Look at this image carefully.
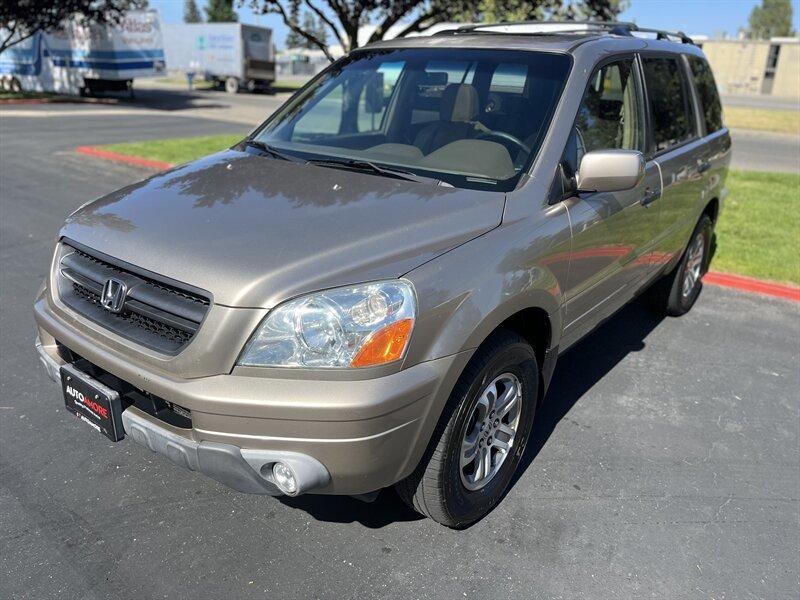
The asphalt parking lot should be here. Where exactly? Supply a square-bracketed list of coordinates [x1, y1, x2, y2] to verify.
[1, 105, 799, 599]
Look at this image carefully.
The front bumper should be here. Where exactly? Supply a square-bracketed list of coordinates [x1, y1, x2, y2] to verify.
[35, 292, 470, 496]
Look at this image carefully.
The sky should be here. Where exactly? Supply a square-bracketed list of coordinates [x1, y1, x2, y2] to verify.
[149, 0, 800, 49]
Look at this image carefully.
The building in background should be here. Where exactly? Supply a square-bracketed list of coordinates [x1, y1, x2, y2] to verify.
[699, 37, 799, 98]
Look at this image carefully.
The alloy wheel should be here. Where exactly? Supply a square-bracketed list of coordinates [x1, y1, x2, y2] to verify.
[682, 233, 705, 298]
[459, 373, 523, 491]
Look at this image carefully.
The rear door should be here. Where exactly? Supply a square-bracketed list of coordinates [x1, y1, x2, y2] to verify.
[560, 56, 662, 347]
[686, 54, 732, 216]
[640, 54, 707, 272]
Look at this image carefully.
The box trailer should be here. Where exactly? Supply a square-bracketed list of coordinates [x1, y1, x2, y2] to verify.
[0, 11, 165, 97]
[163, 23, 275, 93]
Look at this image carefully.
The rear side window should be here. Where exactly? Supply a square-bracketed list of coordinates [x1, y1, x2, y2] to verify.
[687, 56, 724, 134]
[490, 63, 528, 93]
[642, 57, 696, 152]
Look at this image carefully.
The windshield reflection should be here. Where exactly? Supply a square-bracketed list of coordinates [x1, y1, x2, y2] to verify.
[253, 48, 571, 192]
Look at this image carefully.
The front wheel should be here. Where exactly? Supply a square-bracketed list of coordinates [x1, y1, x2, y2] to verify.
[650, 214, 713, 316]
[396, 330, 538, 528]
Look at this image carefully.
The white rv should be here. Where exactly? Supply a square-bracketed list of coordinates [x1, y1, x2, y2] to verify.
[0, 11, 165, 97]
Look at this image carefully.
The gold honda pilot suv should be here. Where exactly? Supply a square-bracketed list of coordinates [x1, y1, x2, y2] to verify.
[34, 21, 730, 527]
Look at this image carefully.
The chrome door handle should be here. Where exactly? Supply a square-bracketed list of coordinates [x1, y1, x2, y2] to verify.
[641, 187, 661, 206]
[697, 160, 712, 174]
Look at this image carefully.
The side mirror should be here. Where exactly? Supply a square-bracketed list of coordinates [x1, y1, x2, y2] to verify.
[577, 150, 645, 193]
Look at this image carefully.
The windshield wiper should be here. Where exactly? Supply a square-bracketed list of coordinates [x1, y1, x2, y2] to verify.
[308, 158, 442, 186]
[242, 139, 303, 162]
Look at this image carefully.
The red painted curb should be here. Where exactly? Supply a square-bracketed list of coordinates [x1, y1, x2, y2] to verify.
[705, 271, 800, 302]
[75, 146, 174, 170]
[0, 98, 55, 105]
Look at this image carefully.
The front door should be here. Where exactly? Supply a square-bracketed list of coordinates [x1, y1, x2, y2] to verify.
[559, 56, 661, 348]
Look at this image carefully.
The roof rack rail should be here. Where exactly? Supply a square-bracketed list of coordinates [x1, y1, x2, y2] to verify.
[435, 20, 695, 45]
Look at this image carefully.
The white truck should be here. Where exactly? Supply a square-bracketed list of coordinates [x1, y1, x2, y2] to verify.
[163, 23, 275, 93]
[0, 11, 164, 97]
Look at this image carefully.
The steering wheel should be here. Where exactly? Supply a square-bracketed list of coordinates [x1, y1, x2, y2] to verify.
[475, 131, 531, 156]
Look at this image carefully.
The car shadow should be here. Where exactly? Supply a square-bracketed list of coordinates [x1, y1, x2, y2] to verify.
[278, 486, 424, 527]
[277, 293, 668, 528]
[511, 293, 667, 488]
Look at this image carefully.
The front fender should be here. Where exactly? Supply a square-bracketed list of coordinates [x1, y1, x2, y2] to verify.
[403, 205, 571, 367]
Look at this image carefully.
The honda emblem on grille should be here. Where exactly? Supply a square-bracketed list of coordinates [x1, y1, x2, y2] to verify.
[100, 278, 127, 313]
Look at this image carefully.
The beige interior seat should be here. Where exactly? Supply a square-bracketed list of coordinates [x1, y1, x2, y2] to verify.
[413, 84, 484, 155]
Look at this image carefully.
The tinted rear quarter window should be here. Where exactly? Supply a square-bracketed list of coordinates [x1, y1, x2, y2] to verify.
[642, 57, 696, 153]
[490, 63, 528, 93]
[688, 56, 724, 134]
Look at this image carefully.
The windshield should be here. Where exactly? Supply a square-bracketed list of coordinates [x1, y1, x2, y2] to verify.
[253, 48, 571, 191]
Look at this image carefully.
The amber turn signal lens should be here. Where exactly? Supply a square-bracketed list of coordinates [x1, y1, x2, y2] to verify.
[350, 318, 414, 368]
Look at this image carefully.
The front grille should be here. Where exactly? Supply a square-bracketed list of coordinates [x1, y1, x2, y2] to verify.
[56, 242, 211, 354]
[71, 281, 194, 346]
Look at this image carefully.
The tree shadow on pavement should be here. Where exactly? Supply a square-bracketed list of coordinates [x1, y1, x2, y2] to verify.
[118, 88, 229, 111]
[278, 294, 668, 528]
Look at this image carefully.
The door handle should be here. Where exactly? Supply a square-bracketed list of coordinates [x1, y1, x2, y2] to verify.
[697, 160, 712, 174]
[641, 187, 661, 207]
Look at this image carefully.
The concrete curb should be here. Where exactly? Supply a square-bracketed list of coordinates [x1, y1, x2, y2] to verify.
[72, 144, 800, 303]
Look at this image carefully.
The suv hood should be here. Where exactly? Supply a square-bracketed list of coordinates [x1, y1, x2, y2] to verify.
[61, 150, 504, 308]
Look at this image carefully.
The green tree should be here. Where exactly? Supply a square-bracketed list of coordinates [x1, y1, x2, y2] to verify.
[285, 0, 304, 47]
[206, 0, 238, 22]
[245, 0, 623, 62]
[313, 14, 328, 46]
[748, 0, 795, 38]
[458, 0, 627, 24]
[300, 11, 317, 48]
[184, 0, 203, 22]
[0, 0, 136, 54]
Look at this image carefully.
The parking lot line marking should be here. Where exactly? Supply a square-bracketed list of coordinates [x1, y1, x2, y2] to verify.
[705, 272, 800, 302]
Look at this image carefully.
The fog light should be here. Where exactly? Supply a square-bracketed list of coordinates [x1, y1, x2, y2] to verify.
[272, 462, 298, 495]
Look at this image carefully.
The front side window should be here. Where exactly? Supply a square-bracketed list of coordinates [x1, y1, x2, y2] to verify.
[254, 48, 571, 191]
[561, 58, 644, 180]
[688, 56, 723, 134]
[642, 57, 696, 152]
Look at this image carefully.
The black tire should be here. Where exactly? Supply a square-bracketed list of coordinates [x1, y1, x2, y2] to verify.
[650, 214, 713, 317]
[225, 77, 240, 94]
[396, 330, 539, 528]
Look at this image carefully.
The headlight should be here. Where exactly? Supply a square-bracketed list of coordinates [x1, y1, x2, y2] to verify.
[238, 280, 416, 368]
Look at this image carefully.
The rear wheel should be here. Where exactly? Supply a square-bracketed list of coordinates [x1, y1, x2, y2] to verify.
[396, 330, 538, 528]
[225, 77, 240, 94]
[651, 214, 713, 316]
